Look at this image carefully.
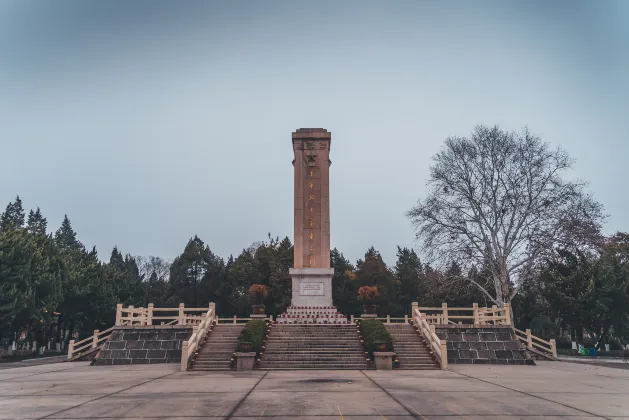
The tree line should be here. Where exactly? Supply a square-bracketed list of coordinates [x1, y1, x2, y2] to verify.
[1, 125, 627, 351]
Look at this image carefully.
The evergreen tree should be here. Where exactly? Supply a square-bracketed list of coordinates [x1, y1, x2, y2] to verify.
[168, 236, 210, 307]
[331, 248, 358, 316]
[355, 247, 398, 315]
[0, 196, 25, 231]
[224, 249, 256, 316]
[26, 207, 47, 235]
[394, 247, 422, 314]
[54, 215, 83, 252]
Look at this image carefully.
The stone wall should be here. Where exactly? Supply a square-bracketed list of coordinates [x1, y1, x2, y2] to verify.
[436, 326, 534, 365]
[93, 326, 192, 366]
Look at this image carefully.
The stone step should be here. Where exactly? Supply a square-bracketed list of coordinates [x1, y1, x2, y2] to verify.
[265, 350, 363, 353]
[263, 355, 366, 361]
[258, 363, 368, 369]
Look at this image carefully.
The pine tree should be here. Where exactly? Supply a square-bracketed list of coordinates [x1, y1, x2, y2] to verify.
[394, 247, 422, 314]
[26, 207, 48, 235]
[355, 247, 398, 315]
[0, 196, 25, 231]
[331, 248, 358, 316]
[54, 215, 83, 252]
[168, 236, 211, 307]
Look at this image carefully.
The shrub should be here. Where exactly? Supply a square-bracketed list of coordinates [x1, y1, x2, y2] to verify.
[237, 320, 267, 354]
[357, 286, 379, 304]
[248, 284, 268, 305]
[359, 319, 392, 359]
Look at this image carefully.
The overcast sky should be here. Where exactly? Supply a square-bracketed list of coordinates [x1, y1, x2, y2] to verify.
[1, 0, 628, 266]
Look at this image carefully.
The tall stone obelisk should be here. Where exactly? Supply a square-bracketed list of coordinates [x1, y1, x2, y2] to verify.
[289, 128, 335, 307]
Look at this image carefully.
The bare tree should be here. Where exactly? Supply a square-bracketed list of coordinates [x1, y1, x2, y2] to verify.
[136, 256, 170, 282]
[407, 125, 605, 305]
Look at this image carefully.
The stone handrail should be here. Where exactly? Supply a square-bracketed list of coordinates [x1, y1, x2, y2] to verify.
[115, 303, 213, 326]
[416, 302, 512, 326]
[181, 303, 216, 371]
[67, 326, 115, 360]
[514, 327, 557, 359]
[216, 316, 273, 324]
[412, 305, 447, 369]
[374, 316, 409, 324]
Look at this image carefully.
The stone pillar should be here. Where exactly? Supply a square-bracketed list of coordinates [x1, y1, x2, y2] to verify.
[235, 352, 257, 372]
[289, 128, 334, 306]
[373, 352, 394, 370]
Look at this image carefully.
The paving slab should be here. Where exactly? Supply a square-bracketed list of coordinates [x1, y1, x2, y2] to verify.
[0, 395, 98, 420]
[47, 392, 246, 418]
[232, 390, 410, 417]
[0, 361, 626, 419]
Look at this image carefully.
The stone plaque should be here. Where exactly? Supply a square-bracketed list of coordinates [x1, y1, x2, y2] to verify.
[299, 282, 324, 296]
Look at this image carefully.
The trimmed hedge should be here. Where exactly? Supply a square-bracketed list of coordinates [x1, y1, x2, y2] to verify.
[359, 319, 393, 359]
[237, 320, 267, 354]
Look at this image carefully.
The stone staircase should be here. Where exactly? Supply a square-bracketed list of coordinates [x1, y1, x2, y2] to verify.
[385, 324, 439, 370]
[189, 324, 241, 371]
[259, 324, 369, 370]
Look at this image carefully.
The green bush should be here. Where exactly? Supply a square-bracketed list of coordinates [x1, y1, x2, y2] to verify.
[237, 320, 267, 354]
[359, 319, 393, 359]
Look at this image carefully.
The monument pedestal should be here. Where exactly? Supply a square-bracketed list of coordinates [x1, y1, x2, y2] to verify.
[289, 268, 334, 307]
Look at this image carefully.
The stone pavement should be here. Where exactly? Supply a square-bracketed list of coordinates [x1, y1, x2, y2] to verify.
[0, 361, 627, 419]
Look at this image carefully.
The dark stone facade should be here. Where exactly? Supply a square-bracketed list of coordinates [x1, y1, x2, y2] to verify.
[436, 326, 535, 365]
[92, 326, 192, 366]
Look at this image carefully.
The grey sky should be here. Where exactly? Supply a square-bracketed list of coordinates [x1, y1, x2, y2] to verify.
[1, 0, 628, 266]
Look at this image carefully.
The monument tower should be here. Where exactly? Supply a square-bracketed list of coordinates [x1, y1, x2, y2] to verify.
[288, 128, 335, 307]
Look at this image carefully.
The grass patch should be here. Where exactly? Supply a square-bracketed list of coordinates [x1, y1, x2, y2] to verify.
[358, 319, 393, 359]
[237, 320, 267, 355]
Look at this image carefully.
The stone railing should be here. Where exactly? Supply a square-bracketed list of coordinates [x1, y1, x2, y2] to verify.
[67, 326, 115, 360]
[416, 302, 512, 326]
[373, 316, 409, 324]
[115, 303, 214, 326]
[216, 316, 273, 324]
[181, 303, 216, 371]
[514, 327, 557, 360]
[412, 304, 447, 369]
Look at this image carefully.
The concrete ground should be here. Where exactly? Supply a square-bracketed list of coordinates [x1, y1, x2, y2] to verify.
[0, 361, 627, 419]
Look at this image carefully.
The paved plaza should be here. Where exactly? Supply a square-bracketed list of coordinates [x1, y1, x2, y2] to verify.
[0, 361, 627, 419]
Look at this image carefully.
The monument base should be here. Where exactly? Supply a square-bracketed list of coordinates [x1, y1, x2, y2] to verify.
[289, 267, 334, 307]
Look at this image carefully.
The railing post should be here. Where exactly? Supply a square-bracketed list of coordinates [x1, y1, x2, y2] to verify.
[526, 329, 533, 350]
[178, 303, 185, 325]
[209, 302, 216, 315]
[550, 339, 557, 358]
[386, 315, 390, 324]
[269, 315, 273, 322]
[115, 304, 122, 326]
[440, 341, 448, 370]
[180, 341, 189, 371]
[233, 315, 237, 325]
[489, 305, 497, 325]
[350, 315, 354, 323]
[442, 303, 448, 324]
[430, 324, 436, 334]
[473, 303, 479, 326]
[404, 314, 408, 323]
[411, 302, 418, 316]
[92, 330, 99, 349]
[503, 303, 511, 326]
[67, 339, 75, 360]
[147, 303, 154, 326]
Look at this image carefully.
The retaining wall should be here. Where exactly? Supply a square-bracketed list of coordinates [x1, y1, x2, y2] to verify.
[436, 325, 534, 365]
[93, 326, 193, 366]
